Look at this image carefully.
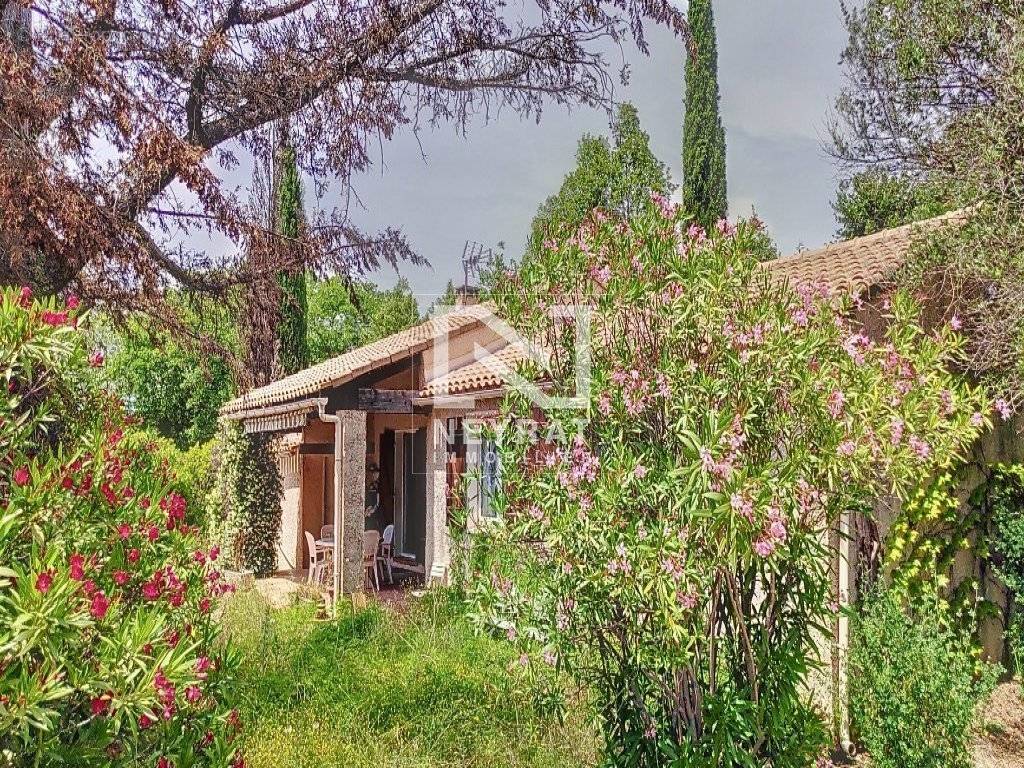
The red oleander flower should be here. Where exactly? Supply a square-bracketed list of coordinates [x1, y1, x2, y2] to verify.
[13, 466, 29, 486]
[89, 350, 105, 367]
[112, 570, 129, 586]
[90, 695, 109, 716]
[66, 295, 80, 310]
[35, 570, 54, 593]
[69, 553, 85, 580]
[90, 592, 110, 619]
[127, 548, 140, 564]
[142, 581, 161, 601]
[117, 523, 132, 539]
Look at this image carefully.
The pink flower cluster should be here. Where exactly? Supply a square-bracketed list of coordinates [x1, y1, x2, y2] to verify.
[554, 435, 600, 488]
[606, 542, 631, 575]
[753, 506, 788, 558]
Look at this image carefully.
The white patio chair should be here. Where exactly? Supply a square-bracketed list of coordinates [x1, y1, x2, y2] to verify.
[377, 524, 395, 585]
[304, 530, 326, 585]
[320, 524, 334, 542]
[363, 530, 381, 592]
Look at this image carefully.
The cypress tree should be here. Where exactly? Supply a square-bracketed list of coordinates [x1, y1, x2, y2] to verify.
[275, 143, 308, 375]
[682, 0, 727, 231]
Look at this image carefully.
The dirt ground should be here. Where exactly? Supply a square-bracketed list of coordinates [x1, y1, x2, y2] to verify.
[976, 682, 1024, 768]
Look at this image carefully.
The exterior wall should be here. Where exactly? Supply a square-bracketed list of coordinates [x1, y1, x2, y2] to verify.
[299, 454, 328, 566]
[275, 447, 302, 572]
[425, 409, 460, 583]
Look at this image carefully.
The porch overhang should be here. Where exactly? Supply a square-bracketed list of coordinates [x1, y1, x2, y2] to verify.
[221, 397, 327, 435]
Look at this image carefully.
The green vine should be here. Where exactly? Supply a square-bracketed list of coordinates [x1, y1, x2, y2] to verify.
[885, 470, 993, 635]
[218, 421, 283, 576]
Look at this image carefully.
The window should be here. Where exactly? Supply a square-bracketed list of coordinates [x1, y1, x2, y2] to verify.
[479, 437, 501, 519]
[464, 421, 502, 521]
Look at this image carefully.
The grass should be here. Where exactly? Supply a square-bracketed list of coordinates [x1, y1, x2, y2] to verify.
[220, 589, 598, 768]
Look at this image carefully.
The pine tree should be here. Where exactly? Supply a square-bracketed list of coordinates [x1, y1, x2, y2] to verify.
[682, 0, 727, 231]
[275, 142, 308, 375]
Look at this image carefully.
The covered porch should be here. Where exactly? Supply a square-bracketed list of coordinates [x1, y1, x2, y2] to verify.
[218, 302, 517, 612]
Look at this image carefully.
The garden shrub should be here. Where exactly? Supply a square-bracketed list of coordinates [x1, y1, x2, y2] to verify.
[0, 288, 242, 767]
[465, 199, 988, 766]
[988, 463, 1024, 672]
[849, 588, 998, 768]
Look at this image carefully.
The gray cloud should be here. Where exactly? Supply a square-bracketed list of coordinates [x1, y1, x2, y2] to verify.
[337, 1, 850, 305]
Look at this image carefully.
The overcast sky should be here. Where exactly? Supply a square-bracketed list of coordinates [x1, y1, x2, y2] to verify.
[334, 0, 850, 306]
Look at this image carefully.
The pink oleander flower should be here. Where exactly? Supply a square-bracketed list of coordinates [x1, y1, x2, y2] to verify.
[634, 463, 648, 479]
[66, 294, 80, 310]
[116, 523, 132, 539]
[827, 390, 845, 418]
[686, 223, 706, 243]
[908, 436, 931, 459]
[843, 333, 870, 365]
[13, 465, 29, 486]
[753, 538, 775, 558]
[971, 411, 985, 427]
[19, 285, 32, 306]
[678, 590, 698, 610]
[185, 685, 202, 703]
[112, 570, 129, 586]
[837, 440, 856, 457]
[35, 570, 54, 594]
[88, 349, 105, 367]
[589, 263, 612, 287]
[715, 218, 737, 237]
[127, 548, 140, 564]
[995, 398, 1013, 420]
[950, 314, 962, 331]
[890, 417, 904, 446]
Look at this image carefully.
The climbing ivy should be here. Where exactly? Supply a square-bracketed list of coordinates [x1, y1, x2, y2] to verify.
[219, 422, 283, 577]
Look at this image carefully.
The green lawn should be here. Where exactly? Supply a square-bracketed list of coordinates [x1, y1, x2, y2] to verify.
[220, 589, 597, 768]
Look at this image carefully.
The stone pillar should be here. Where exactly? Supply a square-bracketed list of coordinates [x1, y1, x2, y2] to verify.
[424, 411, 455, 584]
[339, 410, 366, 595]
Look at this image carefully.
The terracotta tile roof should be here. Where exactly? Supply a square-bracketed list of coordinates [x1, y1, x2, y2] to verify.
[220, 303, 495, 415]
[421, 342, 530, 397]
[763, 209, 964, 295]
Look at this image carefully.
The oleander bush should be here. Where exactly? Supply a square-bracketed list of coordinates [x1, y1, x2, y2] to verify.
[0, 287, 242, 767]
[465, 198, 989, 766]
[849, 588, 998, 768]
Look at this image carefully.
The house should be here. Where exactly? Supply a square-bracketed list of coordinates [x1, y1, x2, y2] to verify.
[221, 208, 1019, 650]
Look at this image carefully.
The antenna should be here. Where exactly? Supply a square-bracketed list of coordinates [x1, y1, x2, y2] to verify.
[461, 240, 495, 292]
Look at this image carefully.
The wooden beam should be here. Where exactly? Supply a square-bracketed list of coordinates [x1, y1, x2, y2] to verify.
[358, 388, 416, 413]
[298, 442, 335, 455]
